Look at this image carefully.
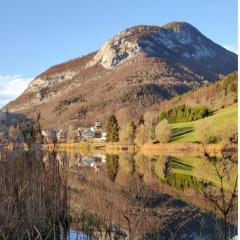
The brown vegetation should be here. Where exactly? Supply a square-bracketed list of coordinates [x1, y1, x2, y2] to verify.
[0, 149, 69, 239]
[151, 72, 238, 114]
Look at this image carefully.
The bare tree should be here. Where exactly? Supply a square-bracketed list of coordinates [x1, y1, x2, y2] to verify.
[221, 122, 238, 145]
[203, 149, 238, 240]
[196, 119, 215, 145]
[134, 124, 150, 146]
[119, 122, 136, 145]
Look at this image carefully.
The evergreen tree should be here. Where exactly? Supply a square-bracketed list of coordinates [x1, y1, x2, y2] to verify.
[159, 104, 210, 123]
[106, 115, 119, 142]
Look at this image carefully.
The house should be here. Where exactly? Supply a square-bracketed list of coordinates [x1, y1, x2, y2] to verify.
[77, 127, 88, 138]
[57, 129, 67, 143]
[90, 121, 104, 139]
[75, 121, 105, 141]
[80, 130, 95, 140]
[42, 129, 57, 144]
[93, 132, 107, 142]
[93, 120, 103, 132]
[101, 132, 107, 141]
[89, 121, 103, 134]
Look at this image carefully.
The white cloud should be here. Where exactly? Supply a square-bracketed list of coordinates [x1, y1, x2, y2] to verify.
[222, 44, 238, 54]
[0, 75, 33, 108]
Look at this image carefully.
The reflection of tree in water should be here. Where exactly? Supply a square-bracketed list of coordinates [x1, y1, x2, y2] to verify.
[161, 156, 207, 191]
[163, 156, 171, 178]
[118, 153, 135, 176]
[165, 172, 207, 191]
[65, 150, 238, 239]
[106, 154, 119, 181]
[134, 152, 153, 180]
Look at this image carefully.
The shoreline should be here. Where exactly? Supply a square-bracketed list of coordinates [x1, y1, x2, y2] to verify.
[43, 142, 237, 155]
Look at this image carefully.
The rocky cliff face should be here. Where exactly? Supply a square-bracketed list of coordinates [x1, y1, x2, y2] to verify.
[87, 22, 236, 76]
[6, 22, 238, 128]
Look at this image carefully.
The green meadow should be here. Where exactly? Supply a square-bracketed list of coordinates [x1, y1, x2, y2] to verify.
[170, 104, 238, 143]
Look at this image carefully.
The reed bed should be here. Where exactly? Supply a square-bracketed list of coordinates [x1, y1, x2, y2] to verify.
[142, 143, 232, 156]
[0, 149, 69, 240]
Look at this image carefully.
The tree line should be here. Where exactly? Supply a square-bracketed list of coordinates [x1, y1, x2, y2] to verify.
[159, 104, 210, 123]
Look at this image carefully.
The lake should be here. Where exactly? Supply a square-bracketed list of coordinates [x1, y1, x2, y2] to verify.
[50, 148, 237, 240]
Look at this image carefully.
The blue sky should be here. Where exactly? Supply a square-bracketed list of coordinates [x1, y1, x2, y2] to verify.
[0, 0, 238, 107]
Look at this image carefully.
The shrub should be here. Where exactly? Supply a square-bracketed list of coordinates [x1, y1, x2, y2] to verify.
[155, 119, 172, 143]
[119, 122, 136, 145]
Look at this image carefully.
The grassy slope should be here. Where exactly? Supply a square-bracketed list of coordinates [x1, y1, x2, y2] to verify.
[170, 104, 238, 143]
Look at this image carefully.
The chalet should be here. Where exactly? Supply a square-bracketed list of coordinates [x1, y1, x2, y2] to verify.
[77, 127, 88, 138]
[57, 129, 67, 143]
[80, 130, 95, 140]
[94, 120, 103, 132]
[42, 129, 57, 144]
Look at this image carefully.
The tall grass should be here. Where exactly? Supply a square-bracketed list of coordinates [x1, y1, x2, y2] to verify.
[0, 148, 69, 240]
[142, 142, 226, 155]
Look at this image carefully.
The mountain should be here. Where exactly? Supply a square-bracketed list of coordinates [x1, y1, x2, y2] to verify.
[5, 22, 237, 128]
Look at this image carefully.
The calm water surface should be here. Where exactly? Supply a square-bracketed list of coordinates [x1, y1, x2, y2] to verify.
[51, 149, 237, 240]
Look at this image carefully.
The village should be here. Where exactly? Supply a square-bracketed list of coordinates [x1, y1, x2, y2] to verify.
[41, 121, 107, 144]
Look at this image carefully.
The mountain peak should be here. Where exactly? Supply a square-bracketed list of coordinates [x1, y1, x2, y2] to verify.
[163, 21, 196, 30]
[87, 22, 235, 70]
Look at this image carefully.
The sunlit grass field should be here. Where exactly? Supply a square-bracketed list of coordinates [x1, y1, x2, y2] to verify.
[170, 104, 238, 143]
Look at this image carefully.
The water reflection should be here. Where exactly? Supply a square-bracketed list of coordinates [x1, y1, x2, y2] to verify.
[47, 150, 237, 239]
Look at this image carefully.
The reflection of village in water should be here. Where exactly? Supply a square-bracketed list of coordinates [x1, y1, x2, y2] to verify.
[48, 151, 106, 172]
[74, 153, 106, 173]
[42, 150, 237, 240]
